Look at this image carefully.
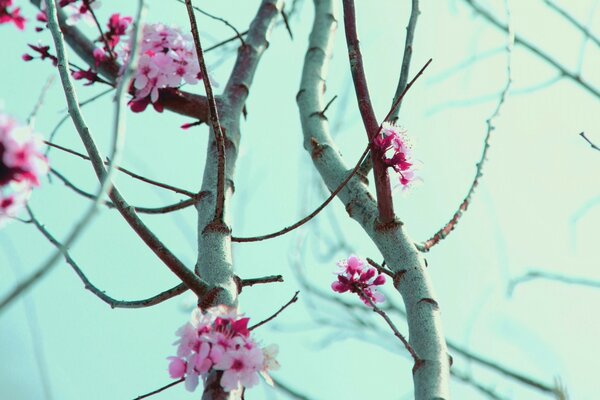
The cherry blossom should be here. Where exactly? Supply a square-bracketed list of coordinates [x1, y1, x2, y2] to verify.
[63, 0, 101, 26]
[168, 306, 278, 393]
[0, 0, 26, 30]
[373, 122, 417, 188]
[0, 112, 48, 226]
[331, 255, 386, 306]
[121, 23, 202, 112]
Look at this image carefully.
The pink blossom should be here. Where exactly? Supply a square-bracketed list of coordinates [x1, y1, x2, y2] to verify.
[0, 0, 26, 30]
[168, 306, 279, 393]
[0, 112, 48, 226]
[64, 0, 101, 26]
[373, 122, 417, 188]
[332, 255, 386, 306]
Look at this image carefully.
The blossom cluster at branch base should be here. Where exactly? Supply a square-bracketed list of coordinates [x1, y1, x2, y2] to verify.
[121, 23, 202, 112]
[373, 122, 417, 188]
[169, 306, 279, 393]
[332, 255, 386, 306]
[0, 112, 48, 226]
[0, 0, 26, 30]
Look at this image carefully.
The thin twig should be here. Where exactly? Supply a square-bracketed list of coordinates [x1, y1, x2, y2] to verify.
[45, 141, 196, 197]
[365, 257, 395, 278]
[544, 0, 600, 49]
[26, 206, 188, 309]
[390, 0, 420, 123]
[579, 131, 600, 151]
[205, 30, 250, 52]
[84, 0, 116, 60]
[281, 8, 294, 39]
[184, 0, 227, 223]
[133, 378, 184, 400]
[249, 291, 299, 331]
[176, 0, 245, 47]
[419, 3, 514, 252]
[271, 377, 313, 400]
[508, 269, 600, 296]
[357, 288, 420, 364]
[27, 75, 55, 126]
[50, 168, 197, 214]
[240, 274, 284, 287]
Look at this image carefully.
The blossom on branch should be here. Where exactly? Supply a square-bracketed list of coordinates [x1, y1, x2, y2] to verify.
[120, 23, 202, 112]
[0, 112, 48, 226]
[332, 255, 386, 306]
[373, 122, 417, 188]
[168, 306, 279, 393]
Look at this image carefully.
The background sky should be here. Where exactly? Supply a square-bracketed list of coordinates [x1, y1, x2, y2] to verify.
[1, 0, 599, 399]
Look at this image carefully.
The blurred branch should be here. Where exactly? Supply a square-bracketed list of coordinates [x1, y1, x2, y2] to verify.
[508, 269, 600, 295]
[544, 0, 600, 48]
[463, 0, 600, 100]
[271, 376, 313, 400]
[419, 2, 514, 252]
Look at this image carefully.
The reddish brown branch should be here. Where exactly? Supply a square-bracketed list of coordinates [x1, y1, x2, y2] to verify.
[342, 0, 394, 224]
[184, 0, 227, 223]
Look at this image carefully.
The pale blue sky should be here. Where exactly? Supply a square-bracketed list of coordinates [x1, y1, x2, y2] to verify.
[1, 1, 599, 399]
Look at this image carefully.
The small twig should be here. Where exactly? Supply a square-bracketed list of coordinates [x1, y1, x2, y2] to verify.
[319, 95, 337, 117]
[419, 2, 514, 252]
[249, 291, 299, 331]
[27, 75, 55, 126]
[508, 269, 600, 296]
[271, 376, 313, 400]
[205, 30, 250, 52]
[365, 257, 395, 278]
[176, 0, 245, 47]
[133, 378, 184, 400]
[27, 206, 188, 308]
[389, 0, 420, 123]
[579, 131, 600, 152]
[357, 287, 420, 364]
[281, 8, 294, 39]
[50, 168, 197, 214]
[232, 59, 432, 243]
[184, 0, 227, 223]
[45, 141, 196, 197]
[84, 0, 116, 60]
[544, 0, 600, 49]
[241, 274, 284, 287]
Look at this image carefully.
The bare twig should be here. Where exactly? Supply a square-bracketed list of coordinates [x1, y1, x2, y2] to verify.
[45, 141, 196, 197]
[544, 0, 600, 49]
[281, 8, 294, 39]
[184, 0, 227, 223]
[50, 168, 197, 214]
[176, 0, 245, 47]
[240, 274, 284, 287]
[27, 206, 188, 309]
[419, 3, 514, 252]
[579, 131, 600, 152]
[133, 378, 184, 400]
[508, 269, 600, 296]
[249, 291, 299, 331]
[271, 376, 313, 400]
[390, 0, 420, 123]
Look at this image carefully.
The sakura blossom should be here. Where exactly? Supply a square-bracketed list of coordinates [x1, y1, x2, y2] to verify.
[63, 0, 101, 26]
[0, 112, 48, 226]
[0, 0, 26, 30]
[331, 255, 386, 306]
[121, 23, 202, 112]
[373, 122, 417, 188]
[168, 306, 278, 393]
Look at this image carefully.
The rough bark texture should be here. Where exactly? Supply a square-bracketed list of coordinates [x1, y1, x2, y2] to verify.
[297, 1, 450, 398]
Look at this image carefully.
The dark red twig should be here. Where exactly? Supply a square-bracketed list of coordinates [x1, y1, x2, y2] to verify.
[133, 378, 184, 400]
[184, 0, 227, 223]
[248, 291, 299, 331]
[342, 0, 394, 224]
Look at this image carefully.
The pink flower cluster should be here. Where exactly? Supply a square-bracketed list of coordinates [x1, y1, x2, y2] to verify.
[332, 256, 386, 306]
[169, 306, 279, 393]
[62, 0, 100, 26]
[373, 122, 417, 187]
[0, 0, 26, 30]
[123, 23, 202, 112]
[0, 113, 48, 225]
